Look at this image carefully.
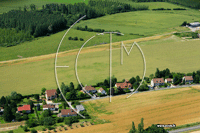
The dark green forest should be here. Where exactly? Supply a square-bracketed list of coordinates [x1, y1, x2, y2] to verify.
[0, 0, 148, 47]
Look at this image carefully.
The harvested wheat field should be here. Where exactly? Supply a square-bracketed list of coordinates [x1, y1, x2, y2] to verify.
[60, 86, 200, 133]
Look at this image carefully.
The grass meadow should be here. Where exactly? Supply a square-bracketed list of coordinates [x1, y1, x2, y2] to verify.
[65, 86, 200, 133]
[75, 10, 200, 35]
[0, 36, 200, 97]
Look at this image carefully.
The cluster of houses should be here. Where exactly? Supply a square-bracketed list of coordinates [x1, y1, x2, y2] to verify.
[151, 76, 193, 87]
[2, 76, 193, 119]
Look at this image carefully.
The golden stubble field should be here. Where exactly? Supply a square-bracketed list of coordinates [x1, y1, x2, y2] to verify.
[60, 86, 200, 133]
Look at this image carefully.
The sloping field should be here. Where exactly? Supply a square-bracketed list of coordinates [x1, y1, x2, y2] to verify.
[59, 86, 200, 133]
[0, 0, 89, 13]
[0, 36, 200, 97]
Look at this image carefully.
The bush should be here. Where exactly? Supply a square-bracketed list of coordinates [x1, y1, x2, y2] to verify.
[23, 125, 29, 132]
[68, 37, 73, 40]
[8, 131, 14, 133]
[64, 127, 67, 130]
[73, 37, 78, 40]
[54, 129, 57, 132]
[60, 124, 64, 127]
[80, 38, 84, 41]
[42, 127, 46, 131]
[31, 129, 37, 133]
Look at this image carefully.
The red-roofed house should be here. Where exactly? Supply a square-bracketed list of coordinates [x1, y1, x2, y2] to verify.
[83, 86, 97, 94]
[115, 80, 132, 89]
[182, 76, 193, 84]
[45, 89, 57, 101]
[165, 78, 173, 83]
[60, 109, 77, 117]
[151, 78, 165, 87]
[18, 105, 31, 113]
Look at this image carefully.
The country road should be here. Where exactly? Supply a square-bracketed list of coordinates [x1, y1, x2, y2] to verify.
[168, 125, 200, 133]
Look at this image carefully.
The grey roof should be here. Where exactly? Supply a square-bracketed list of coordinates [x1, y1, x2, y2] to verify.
[76, 105, 85, 111]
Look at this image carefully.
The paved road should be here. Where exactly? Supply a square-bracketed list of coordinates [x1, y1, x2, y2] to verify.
[168, 125, 200, 133]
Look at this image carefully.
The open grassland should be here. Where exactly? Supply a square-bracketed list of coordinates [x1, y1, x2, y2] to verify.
[0, 0, 89, 13]
[75, 9, 199, 35]
[0, 35, 200, 97]
[59, 86, 200, 133]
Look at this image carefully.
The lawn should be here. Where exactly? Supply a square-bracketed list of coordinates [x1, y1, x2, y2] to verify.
[0, 35, 200, 97]
[60, 86, 200, 133]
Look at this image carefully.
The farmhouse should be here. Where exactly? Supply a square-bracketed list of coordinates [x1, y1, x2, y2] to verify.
[151, 78, 165, 87]
[83, 85, 97, 94]
[115, 80, 132, 89]
[76, 105, 85, 112]
[18, 105, 31, 113]
[182, 76, 193, 83]
[98, 87, 106, 95]
[60, 109, 77, 117]
[165, 78, 173, 83]
[45, 89, 57, 101]
[43, 104, 57, 111]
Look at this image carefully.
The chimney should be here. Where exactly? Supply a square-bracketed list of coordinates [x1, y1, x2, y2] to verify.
[68, 113, 69, 115]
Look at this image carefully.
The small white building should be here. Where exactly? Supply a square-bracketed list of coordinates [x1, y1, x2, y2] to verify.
[0, 107, 4, 113]
[76, 105, 85, 112]
[165, 78, 173, 83]
[151, 78, 165, 87]
[98, 87, 106, 95]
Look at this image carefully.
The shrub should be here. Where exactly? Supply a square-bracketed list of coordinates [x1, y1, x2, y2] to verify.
[31, 129, 37, 133]
[80, 38, 84, 41]
[59, 128, 62, 131]
[8, 131, 14, 133]
[54, 129, 56, 132]
[60, 124, 64, 127]
[23, 125, 29, 132]
[42, 127, 46, 131]
[64, 127, 67, 130]
[73, 37, 78, 40]
[68, 37, 73, 40]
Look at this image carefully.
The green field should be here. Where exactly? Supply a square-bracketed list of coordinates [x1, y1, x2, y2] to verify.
[0, 0, 89, 13]
[75, 10, 199, 35]
[0, 36, 200, 97]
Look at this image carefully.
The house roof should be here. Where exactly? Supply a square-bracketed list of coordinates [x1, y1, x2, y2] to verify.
[84, 86, 96, 91]
[166, 78, 172, 82]
[76, 105, 85, 111]
[18, 105, 31, 112]
[115, 80, 132, 89]
[43, 104, 55, 109]
[46, 89, 57, 97]
[80, 90, 85, 93]
[152, 78, 164, 83]
[61, 109, 77, 116]
[184, 76, 193, 81]
[99, 87, 105, 92]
